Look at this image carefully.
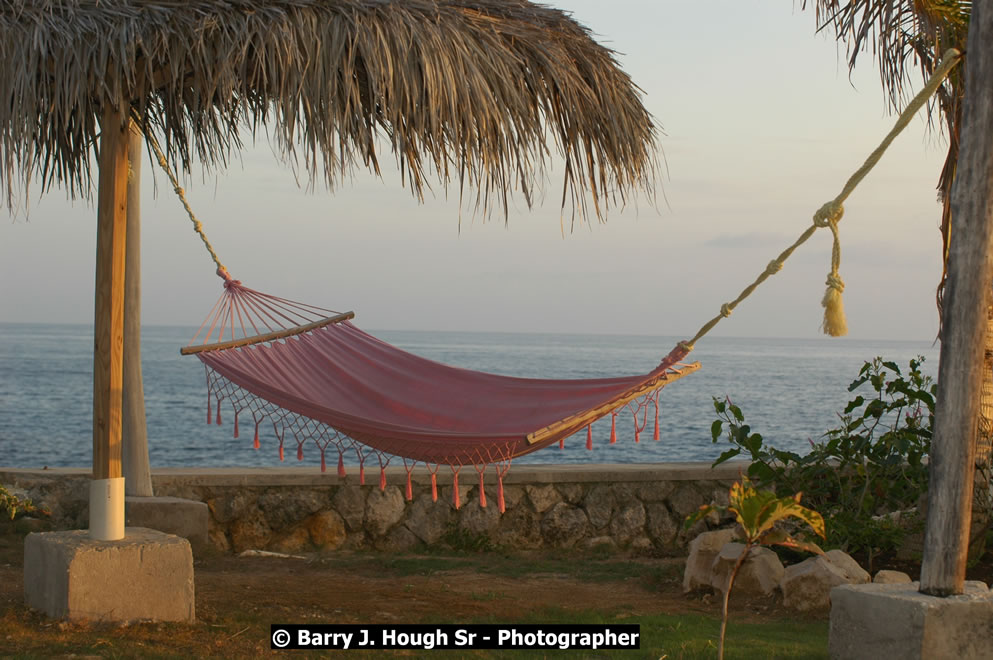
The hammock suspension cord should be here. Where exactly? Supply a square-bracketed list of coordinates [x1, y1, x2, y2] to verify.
[680, 48, 962, 350]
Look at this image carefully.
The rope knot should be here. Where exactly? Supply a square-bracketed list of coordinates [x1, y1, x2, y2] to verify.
[765, 260, 783, 276]
[813, 200, 844, 228]
[825, 273, 845, 293]
[720, 303, 732, 318]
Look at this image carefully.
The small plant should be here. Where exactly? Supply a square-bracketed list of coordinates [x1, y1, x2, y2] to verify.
[686, 477, 825, 660]
[710, 356, 933, 557]
[0, 484, 49, 521]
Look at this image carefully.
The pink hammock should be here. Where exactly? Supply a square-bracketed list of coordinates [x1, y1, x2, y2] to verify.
[185, 277, 700, 509]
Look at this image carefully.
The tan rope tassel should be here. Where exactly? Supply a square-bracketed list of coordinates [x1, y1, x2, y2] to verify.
[681, 48, 962, 350]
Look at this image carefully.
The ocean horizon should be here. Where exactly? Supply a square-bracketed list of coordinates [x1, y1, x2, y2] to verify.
[0, 322, 939, 470]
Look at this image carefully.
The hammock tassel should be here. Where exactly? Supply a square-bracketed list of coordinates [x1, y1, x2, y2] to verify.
[320, 450, 327, 473]
[497, 473, 506, 514]
[654, 403, 660, 442]
[253, 421, 261, 450]
[379, 467, 387, 491]
[405, 471, 413, 501]
[297, 443, 304, 461]
[452, 471, 461, 510]
[431, 472, 438, 502]
[634, 412, 640, 443]
[478, 470, 487, 508]
[278, 443, 284, 462]
[233, 411, 239, 439]
[215, 398, 222, 426]
[337, 453, 346, 478]
[359, 464, 366, 485]
[610, 412, 617, 444]
[206, 392, 212, 425]
[559, 436, 565, 450]
[586, 424, 593, 451]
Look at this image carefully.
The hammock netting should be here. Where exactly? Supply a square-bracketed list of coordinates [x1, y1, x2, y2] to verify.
[186, 276, 699, 510]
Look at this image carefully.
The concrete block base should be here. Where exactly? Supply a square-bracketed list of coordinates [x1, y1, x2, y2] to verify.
[124, 496, 208, 555]
[829, 581, 993, 659]
[24, 528, 195, 623]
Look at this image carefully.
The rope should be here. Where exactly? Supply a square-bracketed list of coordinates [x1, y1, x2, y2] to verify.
[680, 48, 962, 351]
[143, 130, 229, 279]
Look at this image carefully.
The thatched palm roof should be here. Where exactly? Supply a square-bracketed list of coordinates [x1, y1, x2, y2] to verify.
[0, 0, 659, 218]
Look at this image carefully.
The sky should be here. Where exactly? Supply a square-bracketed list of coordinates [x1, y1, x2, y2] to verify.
[0, 1, 950, 341]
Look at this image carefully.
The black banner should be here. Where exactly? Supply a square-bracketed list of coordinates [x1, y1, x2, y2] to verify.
[270, 624, 640, 651]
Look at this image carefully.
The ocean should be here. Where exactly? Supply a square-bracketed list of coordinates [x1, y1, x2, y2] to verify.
[0, 323, 939, 469]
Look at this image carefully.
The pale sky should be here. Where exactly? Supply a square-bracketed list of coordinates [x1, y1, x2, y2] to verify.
[0, 1, 949, 341]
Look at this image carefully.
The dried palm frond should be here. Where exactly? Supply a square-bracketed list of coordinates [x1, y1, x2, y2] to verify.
[0, 0, 660, 223]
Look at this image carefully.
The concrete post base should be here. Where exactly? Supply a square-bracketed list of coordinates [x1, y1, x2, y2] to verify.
[124, 496, 208, 555]
[829, 581, 993, 659]
[24, 528, 195, 623]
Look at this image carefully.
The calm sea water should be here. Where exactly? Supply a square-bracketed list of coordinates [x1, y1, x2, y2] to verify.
[0, 323, 939, 469]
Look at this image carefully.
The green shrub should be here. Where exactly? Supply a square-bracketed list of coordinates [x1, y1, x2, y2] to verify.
[710, 356, 934, 557]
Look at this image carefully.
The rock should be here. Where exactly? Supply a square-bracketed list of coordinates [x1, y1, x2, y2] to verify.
[629, 537, 654, 554]
[207, 491, 257, 524]
[269, 526, 312, 553]
[824, 549, 871, 583]
[635, 481, 675, 502]
[645, 503, 679, 548]
[526, 485, 561, 514]
[331, 486, 366, 531]
[492, 506, 543, 549]
[458, 499, 501, 536]
[710, 544, 784, 598]
[781, 550, 871, 612]
[580, 536, 617, 551]
[377, 525, 421, 552]
[259, 489, 328, 531]
[500, 485, 526, 510]
[207, 525, 231, 553]
[873, 570, 913, 584]
[228, 511, 273, 553]
[556, 483, 585, 505]
[404, 494, 453, 545]
[365, 486, 405, 537]
[683, 528, 739, 593]
[669, 485, 707, 519]
[609, 502, 646, 544]
[583, 485, 614, 529]
[540, 502, 590, 548]
[305, 510, 346, 549]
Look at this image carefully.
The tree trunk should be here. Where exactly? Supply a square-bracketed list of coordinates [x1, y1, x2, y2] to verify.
[123, 123, 153, 497]
[920, 5, 993, 596]
[90, 102, 129, 540]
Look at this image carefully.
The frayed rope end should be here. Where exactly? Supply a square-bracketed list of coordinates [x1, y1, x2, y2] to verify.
[821, 274, 847, 337]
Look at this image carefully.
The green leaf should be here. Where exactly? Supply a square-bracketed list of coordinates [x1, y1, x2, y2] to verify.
[711, 419, 723, 442]
[730, 404, 744, 422]
[713, 447, 741, 466]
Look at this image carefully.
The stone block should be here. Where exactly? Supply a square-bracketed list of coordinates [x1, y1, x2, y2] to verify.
[125, 496, 208, 556]
[781, 550, 869, 612]
[24, 528, 194, 623]
[830, 581, 993, 660]
[710, 543, 783, 597]
[683, 528, 738, 593]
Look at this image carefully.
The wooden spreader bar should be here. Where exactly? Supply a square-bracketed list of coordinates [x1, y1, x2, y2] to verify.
[525, 361, 701, 446]
[180, 311, 355, 355]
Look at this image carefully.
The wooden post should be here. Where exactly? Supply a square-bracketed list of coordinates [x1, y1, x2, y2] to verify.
[920, 4, 993, 596]
[123, 122, 154, 497]
[90, 102, 130, 540]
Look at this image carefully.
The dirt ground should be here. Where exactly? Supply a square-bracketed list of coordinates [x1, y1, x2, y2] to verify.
[2, 526, 990, 659]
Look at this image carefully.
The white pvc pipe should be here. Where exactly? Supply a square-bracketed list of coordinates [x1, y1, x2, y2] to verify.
[89, 477, 125, 540]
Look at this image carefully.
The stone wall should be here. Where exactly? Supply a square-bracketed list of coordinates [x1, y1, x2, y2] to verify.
[1, 463, 742, 555]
